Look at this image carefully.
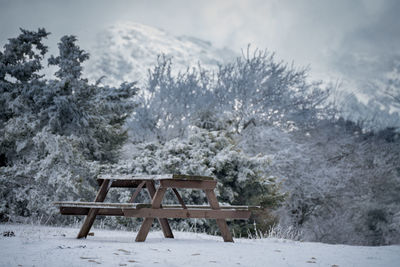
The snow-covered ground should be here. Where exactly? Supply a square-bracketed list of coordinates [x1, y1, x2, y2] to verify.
[0, 224, 399, 267]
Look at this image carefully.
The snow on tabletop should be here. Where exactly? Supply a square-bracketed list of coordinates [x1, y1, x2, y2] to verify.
[0, 224, 399, 267]
[97, 174, 214, 181]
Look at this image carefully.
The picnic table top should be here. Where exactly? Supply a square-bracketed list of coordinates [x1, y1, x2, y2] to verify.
[97, 174, 214, 181]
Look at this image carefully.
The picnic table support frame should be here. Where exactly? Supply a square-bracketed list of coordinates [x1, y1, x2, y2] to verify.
[54, 174, 255, 243]
[136, 186, 169, 242]
[77, 179, 176, 240]
[172, 188, 187, 209]
[145, 181, 174, 239]
[205, 189, 234, 242]
[128, 181, 145, 203]
[77, 179, 111, 239]
[135, 185, 234, 242]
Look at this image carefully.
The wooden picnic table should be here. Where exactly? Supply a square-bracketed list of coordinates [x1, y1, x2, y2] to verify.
[54, 174, 258, 242]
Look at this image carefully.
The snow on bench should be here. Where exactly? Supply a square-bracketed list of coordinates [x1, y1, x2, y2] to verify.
[54, 201, 261, 210]
[54, 202, 261, 219]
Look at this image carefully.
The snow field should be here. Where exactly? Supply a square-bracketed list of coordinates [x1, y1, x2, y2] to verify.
[0, 224, 399, 267]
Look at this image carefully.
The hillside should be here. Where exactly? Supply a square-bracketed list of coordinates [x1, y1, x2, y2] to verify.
[84, 22, 236, 86]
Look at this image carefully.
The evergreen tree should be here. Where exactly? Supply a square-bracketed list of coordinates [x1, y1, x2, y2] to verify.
[0, 29, 137, 222]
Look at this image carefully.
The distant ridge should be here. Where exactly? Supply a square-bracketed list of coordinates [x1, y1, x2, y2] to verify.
[84, 22, 236, 86]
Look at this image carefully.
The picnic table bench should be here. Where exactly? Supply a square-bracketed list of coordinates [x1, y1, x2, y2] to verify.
[54, 174, 260, 242]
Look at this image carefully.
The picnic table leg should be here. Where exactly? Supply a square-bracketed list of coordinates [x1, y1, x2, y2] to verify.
[205, 189, 234, 242]
[136, 186, 168, 242]
[145, 181, 174, 239]
[172, 188, 187, 209]
[77, 179, 111, 239]
[129, 181, 146, 203]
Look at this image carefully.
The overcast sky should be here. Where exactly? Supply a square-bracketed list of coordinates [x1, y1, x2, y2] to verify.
[1, 0, 399, 90]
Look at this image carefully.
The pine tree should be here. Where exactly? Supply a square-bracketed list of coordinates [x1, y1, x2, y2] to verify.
[0, 29, 138, 222]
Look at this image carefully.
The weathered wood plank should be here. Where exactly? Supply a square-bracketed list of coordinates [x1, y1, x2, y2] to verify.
[155, 204, 261, 211]
[54, 202, 261, 210]
[54, 202, 138, 208]
[98, 174, 173, 181]
[97, 174, 214, 184]
[60, 207, 124, 216]
[134, 218, 153, 242]
[171, 174, 214, 180]
[96, 179, 148, 187]
[205, 189, 234, 242]
[158, 204, 261, 211]
[123, 208, 251, 219]
[77, 179, 111, 239]
[160, 180, 217, 189]
[136, 185, 168, 242]
[129, 181, 146, 203]
[172, 188, 187, 209]
[146, 181, 174, 239]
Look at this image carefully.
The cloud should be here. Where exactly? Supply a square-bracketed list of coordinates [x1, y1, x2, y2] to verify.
[1, 0, 399, 91]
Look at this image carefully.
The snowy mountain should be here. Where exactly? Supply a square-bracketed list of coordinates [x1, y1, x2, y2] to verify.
[83, 22, 400, 130]
[84, 22, 236, 86]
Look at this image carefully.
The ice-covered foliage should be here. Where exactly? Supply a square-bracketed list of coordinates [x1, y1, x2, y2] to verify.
[105, 126, 285, 235]
[212, 48, 333, 132]
[386, 60, 400, 107]
[128, 56, 212, 141]
[0, 29, 137, 222]
[0, 28, 49, 83]
[48, 35, 89, 81]
[129, 48, 332, 142]
[240, 120, 400, 245]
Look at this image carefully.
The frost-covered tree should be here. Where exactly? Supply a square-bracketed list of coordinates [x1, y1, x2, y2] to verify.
[129, 48, 332, 142]
[45, 35, 138, 162]
[386, 60, 400, 107]
[0, 28, 50, 167]
[0, 28, 49, 84]
[48, 35, 89, 81]
[213, 48, 332, 132]
[105, 125, 285, 235]
[240, 118, 400, 245]
[129, 56, 213, 141]
[0, 29, 137, 222]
